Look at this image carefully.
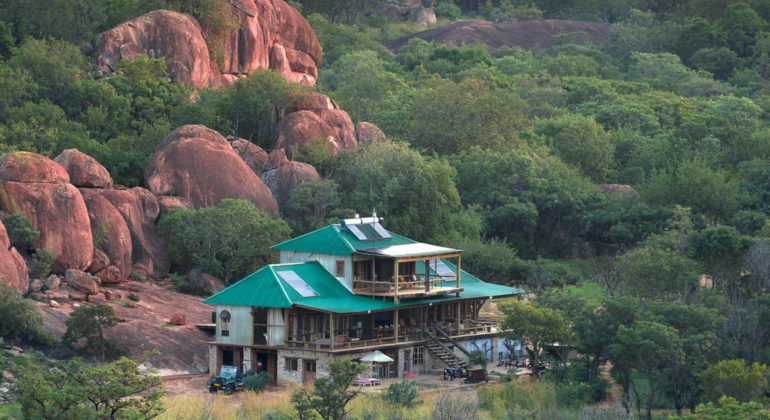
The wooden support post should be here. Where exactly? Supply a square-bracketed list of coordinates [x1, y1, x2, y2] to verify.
[330, 313, 334, 350]
[394, 309, 399, 343]
[283, 309, 289, 346]
[456, 301, 461, 334]
[456, 255, 461, 296]
[371, 257, 375, 294]
[393, 259, 399, 304]
[425, 260, 430, 293]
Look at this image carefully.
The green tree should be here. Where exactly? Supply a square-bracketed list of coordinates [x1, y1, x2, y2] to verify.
[29, 248, 55, 278]
[159, 199, 291, 283]
[677, 396, 770, 420]
[285, 179, 341, 234]
[1, 213, 39, 252]
[616, 244, 700, 301]
[0, 283, 55, 345]
[499, 300, 568, 370]
[611, 321, 684, 420]
[534, 114, 613, 181]
[292, 359, 367, 420]
[699, 359, 769, 404]
[62, 304, 121, 363]
[5, 355, 165, 419]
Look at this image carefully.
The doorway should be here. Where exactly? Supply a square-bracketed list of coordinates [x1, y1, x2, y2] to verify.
[303, 360, 317, 384]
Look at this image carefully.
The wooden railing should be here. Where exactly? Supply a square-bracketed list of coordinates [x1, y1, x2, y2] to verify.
[352, 276, 450, 294]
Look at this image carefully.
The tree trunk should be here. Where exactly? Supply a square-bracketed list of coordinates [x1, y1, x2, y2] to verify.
[674, 384, 682, 416]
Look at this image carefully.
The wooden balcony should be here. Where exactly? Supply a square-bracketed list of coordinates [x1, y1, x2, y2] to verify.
[352, 276, 462, 299]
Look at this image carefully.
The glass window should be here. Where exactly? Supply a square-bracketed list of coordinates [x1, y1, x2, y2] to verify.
[336, 260, 345, 277]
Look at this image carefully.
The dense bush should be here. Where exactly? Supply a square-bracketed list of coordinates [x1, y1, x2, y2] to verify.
[1, 213, 39, 252]
[244, 372, 273, 393]
[382, 379, 420, 408]
[0, 283, 55, 346]
[29, 248, 55, 278]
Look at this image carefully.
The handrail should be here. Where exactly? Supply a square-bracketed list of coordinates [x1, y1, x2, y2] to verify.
[422, 327, 464, 364]
[433, 323, 472, 358]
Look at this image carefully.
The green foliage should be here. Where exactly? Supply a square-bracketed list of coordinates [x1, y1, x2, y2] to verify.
[29, 248, 55, 278]
[435, 1, 462, 20]
[5, 355, 165, 419]
[676, 396, 770, 419]
[534, 113, 613, 181]
[285, 179, 342, 234]
[499, 300, 568, 368]
[333, 142, 479, 243]
[382, 378, 421, 408]
[1, 213, 39, 252]
[292, 359, 367, 420]
[243, 372, 273, 393]
[699, 359, 769, 403]
[0, 283, 56, 345]
[159, 199, 290, 284]
[616, 245, 700, 300]
[469, 349, 488, 369]
[546, 359, 610, 407]
[62, 304, 122, 362]
[91, 215, 112, 251]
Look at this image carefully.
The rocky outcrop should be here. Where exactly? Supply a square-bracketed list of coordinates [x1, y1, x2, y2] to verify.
[274, 111, 353, 159]
[0, 153, 93, 272]
[157, 195, 193, 216]
[230, 139, 269, 176]
[54, 149, 114, 189]
[0, 151, 69, 183]
[377, 3, 437, 26]
[95, 0, 322, 88]
[383, 19, 611, 53]
[0, 219, 29, 295]
[99, 187, 169, 277]
[146, 125, 278, 215]
[261, 161, 321, 210]
[356, 122, 388, 146]
[79, 189, 132, 281]
[65, 269, 99, 295]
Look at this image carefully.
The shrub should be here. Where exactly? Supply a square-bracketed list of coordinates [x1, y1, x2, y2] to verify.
[0, 283, 56, 345]
[435, 1, 462, 20]
[432, 391, 478, 420]
[244, 372, 272, 393]
[1, 213, 39, 252]
[382, 379, 421, 408]
[29, 248, 55, 278]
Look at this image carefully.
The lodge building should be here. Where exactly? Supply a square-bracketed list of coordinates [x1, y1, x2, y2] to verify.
[203, 214, 524, 384]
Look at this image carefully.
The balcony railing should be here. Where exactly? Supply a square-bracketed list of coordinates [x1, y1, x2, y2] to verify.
[351, 276, 462, 299]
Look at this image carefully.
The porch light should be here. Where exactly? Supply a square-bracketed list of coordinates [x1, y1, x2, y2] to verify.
[367, 310, 371, 313]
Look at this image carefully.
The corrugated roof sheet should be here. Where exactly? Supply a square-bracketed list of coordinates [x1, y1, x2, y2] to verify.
[203, 260, 525, 314]
[358, 243, 462, 258]
[271, 224, 459, 258]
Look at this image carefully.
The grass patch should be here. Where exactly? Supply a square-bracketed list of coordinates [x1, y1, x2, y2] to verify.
[562, 281, 607, 307]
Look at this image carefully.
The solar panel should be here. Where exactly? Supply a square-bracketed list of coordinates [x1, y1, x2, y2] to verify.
[276, 270, 319, 297]
[371, 222, 392, 239]
[431, 259, 457, 280]
[347, 224, 368, 240]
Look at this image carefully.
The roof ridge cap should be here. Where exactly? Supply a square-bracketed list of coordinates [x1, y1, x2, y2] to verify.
[268, 265, 293, 307]
[333, 224, 357, 253]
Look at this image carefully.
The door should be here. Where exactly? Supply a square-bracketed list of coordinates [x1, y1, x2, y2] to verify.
[303, 360, 316, 384]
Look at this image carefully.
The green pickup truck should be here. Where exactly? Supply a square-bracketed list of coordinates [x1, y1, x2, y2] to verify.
[207, 365, 247, 395]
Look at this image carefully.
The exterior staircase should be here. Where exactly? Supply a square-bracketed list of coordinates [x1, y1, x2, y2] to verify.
[422, 324, 470, 369]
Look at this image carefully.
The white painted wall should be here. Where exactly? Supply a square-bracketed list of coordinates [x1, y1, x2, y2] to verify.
[215, 305, 252, 346]
[279, 251, 352, 290]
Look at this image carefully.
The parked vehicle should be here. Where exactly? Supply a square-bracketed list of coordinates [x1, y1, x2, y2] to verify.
[208, 365, 246, 395]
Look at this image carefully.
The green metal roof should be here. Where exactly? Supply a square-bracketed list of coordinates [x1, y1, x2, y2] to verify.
[203, 260, 525, 314]
[270, 225, 418, 256]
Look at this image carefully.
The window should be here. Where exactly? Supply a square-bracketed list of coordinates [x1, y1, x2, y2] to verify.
[336, 260, 345, 278]
[219, 310, 231, 337]
[413, 346, 424, 365]
[285, 357, 299, 371]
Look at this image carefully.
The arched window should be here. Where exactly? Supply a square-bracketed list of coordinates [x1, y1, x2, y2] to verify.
[220, 310, 231, 337]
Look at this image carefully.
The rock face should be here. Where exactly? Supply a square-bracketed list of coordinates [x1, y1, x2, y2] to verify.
[383, 19, 611, 53]
[274, 110, 355, 159]
[65, 269, 99, 295]
[230, 139, 269, 176]
[146, 125, 278, 215]
[261, 161, 321, 210]
[0, 180, 93, 272]
[377, 3, 437, 26]
[156, 195, 193, 216]
[95, 0, 322, 88]
[0, 219, 29, 295]
[79, 189, 132, 281]
[99, 187, 170, 277]
[356, 122, 388, 146]
[0, 151, 69, 183]
[54, 149, 114, 188]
